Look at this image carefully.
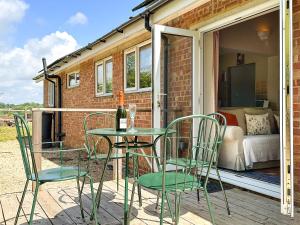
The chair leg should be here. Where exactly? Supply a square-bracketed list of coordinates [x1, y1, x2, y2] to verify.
[159, 192, 165, 225]
[155, 191, 160, 210]
[128, 181, 137, 220]
[117, 157, 119, 192]
[197, 189, 200, 203]
[175, 193, 182, 225]
[76, 177, 85, 219]
[166, 193, 174, 221]
[136, 156, 142, 207]
[14, 180, 29, 225]
[204, 188, 216, 225]
[29, 182, 39, 225]
[88, 175, 98, 225]
[216, 168, 230, 215]
[95, 155, 110, 210]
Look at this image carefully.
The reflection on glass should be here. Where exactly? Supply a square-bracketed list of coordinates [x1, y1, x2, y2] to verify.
[97, 64, 104, 94]
[129, 103, 137, 132]
[139, 44, 152, 89]
[68, 73, 80, 87]
[105, 60, 113, 93]
[126, 52, 136, 88]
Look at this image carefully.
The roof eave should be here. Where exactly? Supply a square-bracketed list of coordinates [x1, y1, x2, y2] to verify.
[32, 0, 172, 81]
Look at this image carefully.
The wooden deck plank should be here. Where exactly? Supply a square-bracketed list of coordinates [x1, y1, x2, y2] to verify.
[181, 188, 263, 225]
[222, 188, 299, 225]
[140, 180, 260, 225]
[64, 186, 120, 225]
[106, 180, 194, 225]
[0, 194, 27, 225]
[37, 189, 75, 225]
[17, 191, 52, 225]
[104, 180, 168, 225]
[0, 180, 300, 225]
[114, 179, 222, 225]
[121, 182, 217, 225]
[47, 187, 88, 225]
[208, 188, 290, 225]
[101, 181, 161, 225]
[80, 183, 124, 224]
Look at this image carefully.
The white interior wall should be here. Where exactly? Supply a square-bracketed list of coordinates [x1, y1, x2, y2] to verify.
[268, 55, 280, 111]
[203, 31, 215, 114]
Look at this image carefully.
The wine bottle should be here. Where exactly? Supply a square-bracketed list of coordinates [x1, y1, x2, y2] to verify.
[116, 91, 127, 131]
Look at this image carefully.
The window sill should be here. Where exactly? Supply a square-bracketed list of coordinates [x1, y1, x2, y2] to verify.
[95, 93, 113, 97]
[67, 85, 80, 89]
[125, 88, 152, 94]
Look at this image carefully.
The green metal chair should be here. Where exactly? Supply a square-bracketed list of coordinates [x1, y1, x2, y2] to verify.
[129, 114, 222, 225]
[13, 113, 97, 225]
[196, 112, 230, 215]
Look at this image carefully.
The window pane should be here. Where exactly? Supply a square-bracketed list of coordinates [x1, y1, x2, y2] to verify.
[105, 60, 113, 93]
[69, 74, 76, 87]
[139, 44, 152, 88]
[97, 64, 104, 93]
[48, 82, 54, 106]
[126, 52, 136, 88]
[76, 73, 80, 85]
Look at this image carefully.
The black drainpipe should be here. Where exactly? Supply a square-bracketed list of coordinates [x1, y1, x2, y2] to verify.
[144, 11, 152, 32]
[42, 58, 63, 142]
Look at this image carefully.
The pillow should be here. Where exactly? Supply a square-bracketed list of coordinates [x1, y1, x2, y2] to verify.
[274, 114, 280, 130]
[218, 111, 239, 126]
[245, 113, 271, 135]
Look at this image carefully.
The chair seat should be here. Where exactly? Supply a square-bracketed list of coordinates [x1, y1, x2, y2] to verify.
[138, 172, 201, 192]
[167, 158, 210, 168]
[30, 166, 87, 182]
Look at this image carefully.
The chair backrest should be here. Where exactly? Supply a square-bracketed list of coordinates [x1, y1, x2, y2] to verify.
[162, 114, 221, 191]
[14, 113, 38, 180]
[83, 112, 115, 158]
[207, 112, 227, 164]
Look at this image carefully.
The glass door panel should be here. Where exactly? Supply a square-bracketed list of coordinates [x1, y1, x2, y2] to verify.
[152, 24, 200, 162]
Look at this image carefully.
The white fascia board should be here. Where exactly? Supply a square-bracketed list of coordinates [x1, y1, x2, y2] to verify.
[49, 0, 209, 75]
[35, 75, 45, 83]
[197, 0, 279, 32]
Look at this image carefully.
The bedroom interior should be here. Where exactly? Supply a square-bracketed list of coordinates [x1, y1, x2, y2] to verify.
[216, 10, 280, 186]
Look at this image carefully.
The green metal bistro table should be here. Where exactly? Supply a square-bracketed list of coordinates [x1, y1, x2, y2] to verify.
[87, 127, 174, 225]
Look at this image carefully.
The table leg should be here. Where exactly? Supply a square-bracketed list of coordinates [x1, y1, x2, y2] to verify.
[124, 150, 129, 225]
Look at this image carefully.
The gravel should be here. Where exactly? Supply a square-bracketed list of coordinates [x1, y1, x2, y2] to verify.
[0, 140, 113, 195]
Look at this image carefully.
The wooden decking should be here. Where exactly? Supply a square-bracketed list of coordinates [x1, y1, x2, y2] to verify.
[0, 180, 299, 225]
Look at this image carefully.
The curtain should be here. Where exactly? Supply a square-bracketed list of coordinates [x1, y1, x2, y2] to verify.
[213, 31, 220, 111]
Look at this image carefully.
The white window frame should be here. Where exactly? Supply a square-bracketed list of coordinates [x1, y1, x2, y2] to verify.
[124, 47, 138, 91]
[95, 56, 113, 96]
[48, 81, 55, 107]
[67, 71, 80, 88]
[124, 40, 152, 92]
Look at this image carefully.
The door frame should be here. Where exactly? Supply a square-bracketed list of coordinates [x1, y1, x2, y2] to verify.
[196, 0, 293, 216]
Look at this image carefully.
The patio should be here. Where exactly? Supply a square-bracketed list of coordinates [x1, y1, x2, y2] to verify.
[1, 179, 299, 225]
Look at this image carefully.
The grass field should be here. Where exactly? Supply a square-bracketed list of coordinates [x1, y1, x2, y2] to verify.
[0, 126, 17, 142]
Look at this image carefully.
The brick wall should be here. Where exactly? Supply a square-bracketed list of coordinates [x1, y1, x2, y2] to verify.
[293, 0, 300, 205]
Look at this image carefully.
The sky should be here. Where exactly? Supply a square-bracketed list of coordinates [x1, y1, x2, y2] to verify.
[0, 0, 143, 104]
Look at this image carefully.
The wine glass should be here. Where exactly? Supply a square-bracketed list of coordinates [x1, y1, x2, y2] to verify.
[129, 103, 137, 132]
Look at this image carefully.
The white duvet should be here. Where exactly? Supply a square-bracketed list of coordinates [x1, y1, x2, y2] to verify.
[242, 134, 280, 168]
